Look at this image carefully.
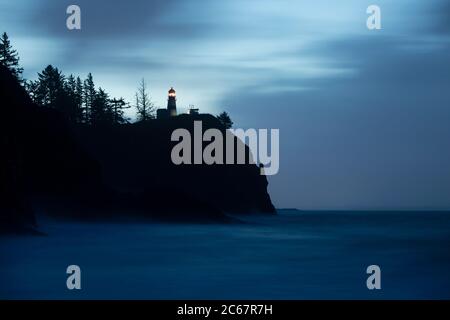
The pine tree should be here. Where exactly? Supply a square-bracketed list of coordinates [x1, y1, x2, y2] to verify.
[217, 111, 233, 129]
[135, 78, 155, 121]
[66, 74, 77, 94]
[83, 73, 96, 124]
[64, 74, 82, 123]
[91, 88, 112, 126]
[109, 97, 130, 124]
[75, 76, 84, 123]
[34, 65, 65, 108]
[0, 32, 23, 83]
[21, 62, 127, 126]
[25, 80, 40, 103]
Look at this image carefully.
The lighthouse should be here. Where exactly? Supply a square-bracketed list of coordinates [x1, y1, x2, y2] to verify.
[168, 87, 177, 117]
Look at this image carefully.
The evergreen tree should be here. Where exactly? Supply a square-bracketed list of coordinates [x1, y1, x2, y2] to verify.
[91, 88, 112, 126]
[75, 76, 84, 122]
[217, 111, 233, 129]
[66, 74, 77, 94]
[33, 65, 82, 122]
[20, 61, 129, 126]
[83, 73, 96, 124]
[64, 74, 82, 123]
[109, 97, 130, 124]
[25, 80, 40, 103]
[0, 32, 23, 83]
[135, 78, 155, 121]
[34, 65, 65, 108]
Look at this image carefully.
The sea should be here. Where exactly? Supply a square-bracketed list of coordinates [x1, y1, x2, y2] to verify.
[1, 210, 450, 299]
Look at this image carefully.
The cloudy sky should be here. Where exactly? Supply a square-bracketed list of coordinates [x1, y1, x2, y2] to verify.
[1, 0, 450, 209]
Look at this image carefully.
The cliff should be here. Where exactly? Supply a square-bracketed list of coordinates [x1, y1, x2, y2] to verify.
[0, 64, 104, 231]
[0, 65, 275, 231]
[72, 114, 275, 215]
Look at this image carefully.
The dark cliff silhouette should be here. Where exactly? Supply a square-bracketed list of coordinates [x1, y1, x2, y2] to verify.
[72, 114, 274, 214]
[0, 64, 103, 232]
[0, 64, 275, 232]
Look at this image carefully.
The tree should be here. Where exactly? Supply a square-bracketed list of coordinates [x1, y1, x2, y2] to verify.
[217, 111, 233, 129]
[83, 73, 96, 124]
[34, 65, 65, 108]
[110, 97, 130, 124]
[25, 80, 40, 103]
[90, 88, 112, 126]
[0, 32, 23, 83]
[32, 65, 84, 123]
[135, 78, 155, 121]
[66, 74, 77, 91]
[26, 68, 85, 123]
[74, 76, 84, 123]
[64, 74, 83, 123]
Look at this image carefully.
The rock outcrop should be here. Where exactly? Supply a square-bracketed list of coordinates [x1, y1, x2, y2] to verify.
[0, 64, 274, 232]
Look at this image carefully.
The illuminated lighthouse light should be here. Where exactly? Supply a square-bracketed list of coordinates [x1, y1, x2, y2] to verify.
[168, 87, 177, 116]
[168, 87, 176, 97]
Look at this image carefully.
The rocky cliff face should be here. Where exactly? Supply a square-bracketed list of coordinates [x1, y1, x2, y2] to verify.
[0, 65, 274, 231]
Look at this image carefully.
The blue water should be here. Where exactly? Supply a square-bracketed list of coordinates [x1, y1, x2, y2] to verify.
[1, 210, 450, 299]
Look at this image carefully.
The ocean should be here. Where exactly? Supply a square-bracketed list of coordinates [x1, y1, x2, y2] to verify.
[1, 210, 450, 299]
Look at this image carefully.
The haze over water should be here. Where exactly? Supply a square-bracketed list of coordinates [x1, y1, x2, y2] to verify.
[1, 210, 450, 299]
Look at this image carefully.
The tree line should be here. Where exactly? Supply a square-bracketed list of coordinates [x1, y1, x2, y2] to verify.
[26, 66, 131, 125]
[1, 32, 233, 128]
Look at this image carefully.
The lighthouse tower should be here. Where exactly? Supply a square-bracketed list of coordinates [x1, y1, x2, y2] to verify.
[167, 87, 177, 117]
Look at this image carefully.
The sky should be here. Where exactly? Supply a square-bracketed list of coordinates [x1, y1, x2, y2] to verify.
[1, 0, 450, 210]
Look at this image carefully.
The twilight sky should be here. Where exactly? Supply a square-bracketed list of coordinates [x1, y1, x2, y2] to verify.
[1, 0, 450, 209]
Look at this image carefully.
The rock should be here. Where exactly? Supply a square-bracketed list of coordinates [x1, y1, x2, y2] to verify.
[0, 64, 274, 229]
